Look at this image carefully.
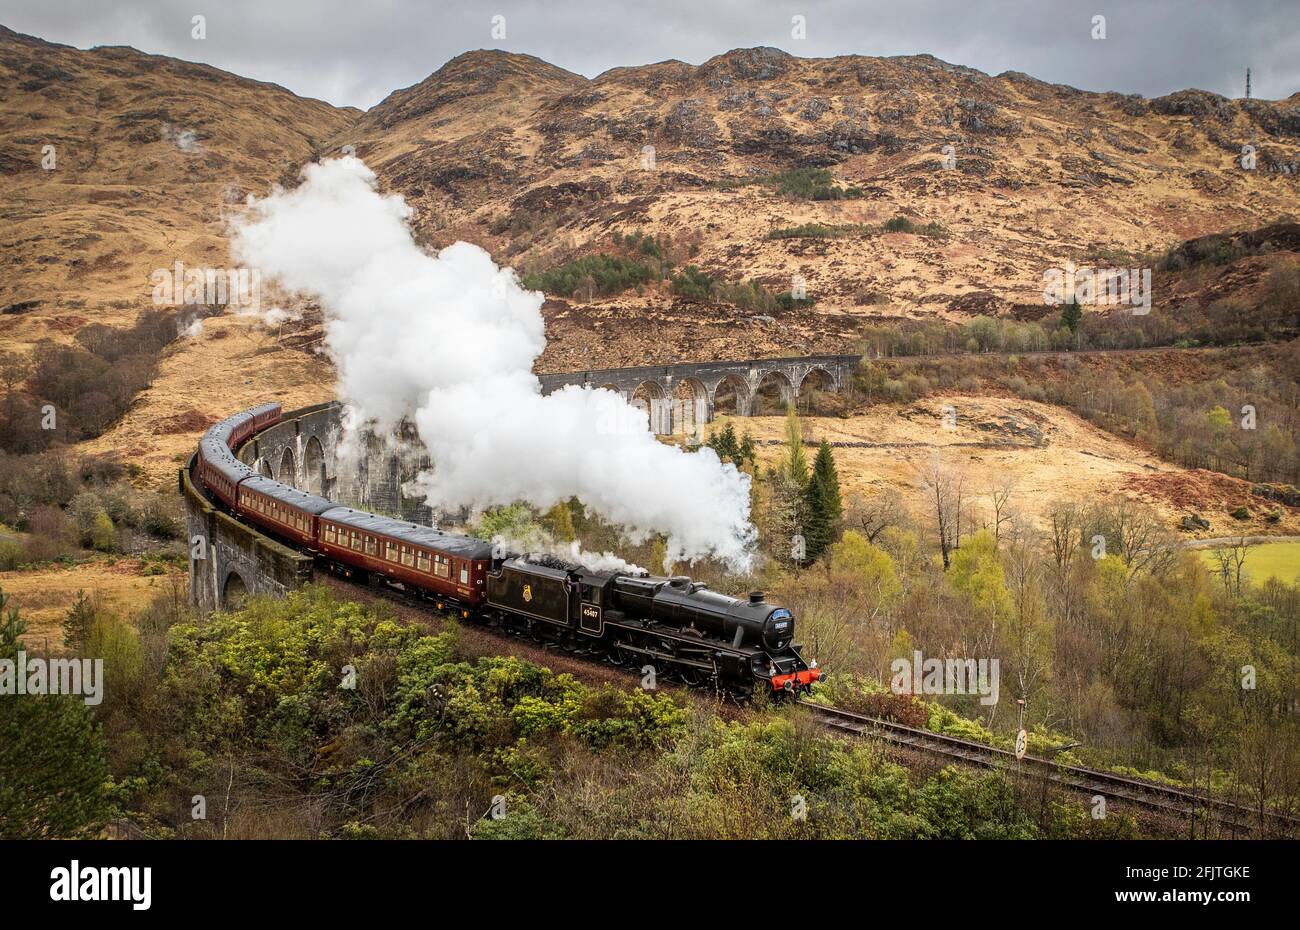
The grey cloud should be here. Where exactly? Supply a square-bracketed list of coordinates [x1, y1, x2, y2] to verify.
[1, 0, 1296, 108]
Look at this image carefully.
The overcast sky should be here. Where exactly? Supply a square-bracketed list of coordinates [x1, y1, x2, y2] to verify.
[3, 0, 1297, 110]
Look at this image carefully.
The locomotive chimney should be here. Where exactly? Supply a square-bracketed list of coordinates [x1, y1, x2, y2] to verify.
[749, 590, 765, 604]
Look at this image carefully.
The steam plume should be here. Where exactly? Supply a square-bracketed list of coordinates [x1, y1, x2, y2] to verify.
[231, 157, 755, 569]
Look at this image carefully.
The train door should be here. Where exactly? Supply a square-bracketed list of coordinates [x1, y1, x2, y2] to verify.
[577, 581, 602, 636]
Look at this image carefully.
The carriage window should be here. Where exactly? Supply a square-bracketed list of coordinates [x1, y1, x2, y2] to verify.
[385, 541, 398, 561]
[434, 557, 450, 579]
[400, 546, 414, 567]
[459, 566, 469, 585]
[323, 525, 335, 543]
[416, 551, 431, 572]
[351, 531, 363, 551]
[365, 536, 377, 556]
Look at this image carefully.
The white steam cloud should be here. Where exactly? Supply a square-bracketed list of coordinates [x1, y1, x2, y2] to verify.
[230, 157, 755, 569]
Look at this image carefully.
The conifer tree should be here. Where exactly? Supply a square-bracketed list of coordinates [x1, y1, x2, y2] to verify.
[783, 404, 809, 487]
[62, 589, 96, 651]
[708, 421, 741, 463]
[804, 440, 843, 561]
[738, 430, 757, 469]
[1061, 295, 1083, 336]
[0, 587, 109, 838]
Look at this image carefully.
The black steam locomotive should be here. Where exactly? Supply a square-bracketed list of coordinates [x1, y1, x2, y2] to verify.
[486, 558, 820, 696]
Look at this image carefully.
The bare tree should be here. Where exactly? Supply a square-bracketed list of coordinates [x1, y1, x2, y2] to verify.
[1047, 499, 1083, 574]
[1110, 497, 1180, 579]
[989, 478, 1016, 546]
[918, 458, 963, 570]
[846, 487, 905, 543]
[1002, 515, 1052, 714]
[1210, 536, 1253, 598]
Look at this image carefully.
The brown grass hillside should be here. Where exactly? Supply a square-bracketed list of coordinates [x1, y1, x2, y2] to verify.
[2, 29, 1298, 489]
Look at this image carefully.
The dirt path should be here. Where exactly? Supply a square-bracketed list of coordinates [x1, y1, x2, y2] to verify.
[1183, 535, 1300, 548]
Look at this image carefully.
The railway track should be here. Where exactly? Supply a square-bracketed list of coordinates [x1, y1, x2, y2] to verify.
[308, 556, 1300, 837]
[802, 701, 1300, 837]
[308, 560, 1300, 837]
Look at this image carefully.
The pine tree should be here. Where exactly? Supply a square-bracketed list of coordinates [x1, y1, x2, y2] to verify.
[708, 421, 741, 463]
[766, 470, 806, 566]
[1061, 296, 1083, 335]
[0, 587, 110, 838]
[62, 589, 96, 651]
[783, 404, 809, 487]
[804, 440, 843, 561]
[738, 431, 757, 469]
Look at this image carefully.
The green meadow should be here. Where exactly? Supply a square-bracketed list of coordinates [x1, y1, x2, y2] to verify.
[1199, 541, 1300, 585]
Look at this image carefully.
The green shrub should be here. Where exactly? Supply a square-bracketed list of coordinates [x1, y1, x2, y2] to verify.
[764, 167, 865, 201]
[670, 265, 715, 301]
[521, 254, 655, 299]
[768, 223, 869, 240]
[0, 539, 21, 571]
[139, 492, 181, 539]
[882, 215, 949, 238]
[89, 511, 116, 553]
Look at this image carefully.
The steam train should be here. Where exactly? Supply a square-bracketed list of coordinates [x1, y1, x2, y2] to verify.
[192, 403, 821, 697]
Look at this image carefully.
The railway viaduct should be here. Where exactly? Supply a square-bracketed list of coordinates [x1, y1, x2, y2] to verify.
[537, 354, 861, 436]
[183, 401, 441, 611]
[184, 353, 862, 610]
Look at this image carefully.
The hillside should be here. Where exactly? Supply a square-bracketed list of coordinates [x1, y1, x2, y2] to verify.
[335, 47, 1300, 367]
[1, 28, 1298, 486]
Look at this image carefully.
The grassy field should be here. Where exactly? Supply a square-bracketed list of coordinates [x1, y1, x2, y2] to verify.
[1199, 541, 1300, 586]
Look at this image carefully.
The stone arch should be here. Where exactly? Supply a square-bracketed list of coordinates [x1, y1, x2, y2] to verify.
[798, 366, 838, 415]
[222, 571, 249, 610]
[255, 458, 273, 478]
[303, 435, 326, 495]
[597, 383, 622, 396]
[631, 380, 670, 435]
[710, 374, 751, 416]
[278, 446, 296, 486]
[671, 377, 709, 441]
[754, 370, 796, 415]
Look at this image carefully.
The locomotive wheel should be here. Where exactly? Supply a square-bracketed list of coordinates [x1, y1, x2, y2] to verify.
[679, 667, 709, 687]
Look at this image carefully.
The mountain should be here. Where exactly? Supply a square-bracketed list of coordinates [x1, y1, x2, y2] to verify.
[326, 46, 1300, 367]
[0, 25, 356, 470]
[0, 25, 354, 338]
[1, 27, 1298, 477]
